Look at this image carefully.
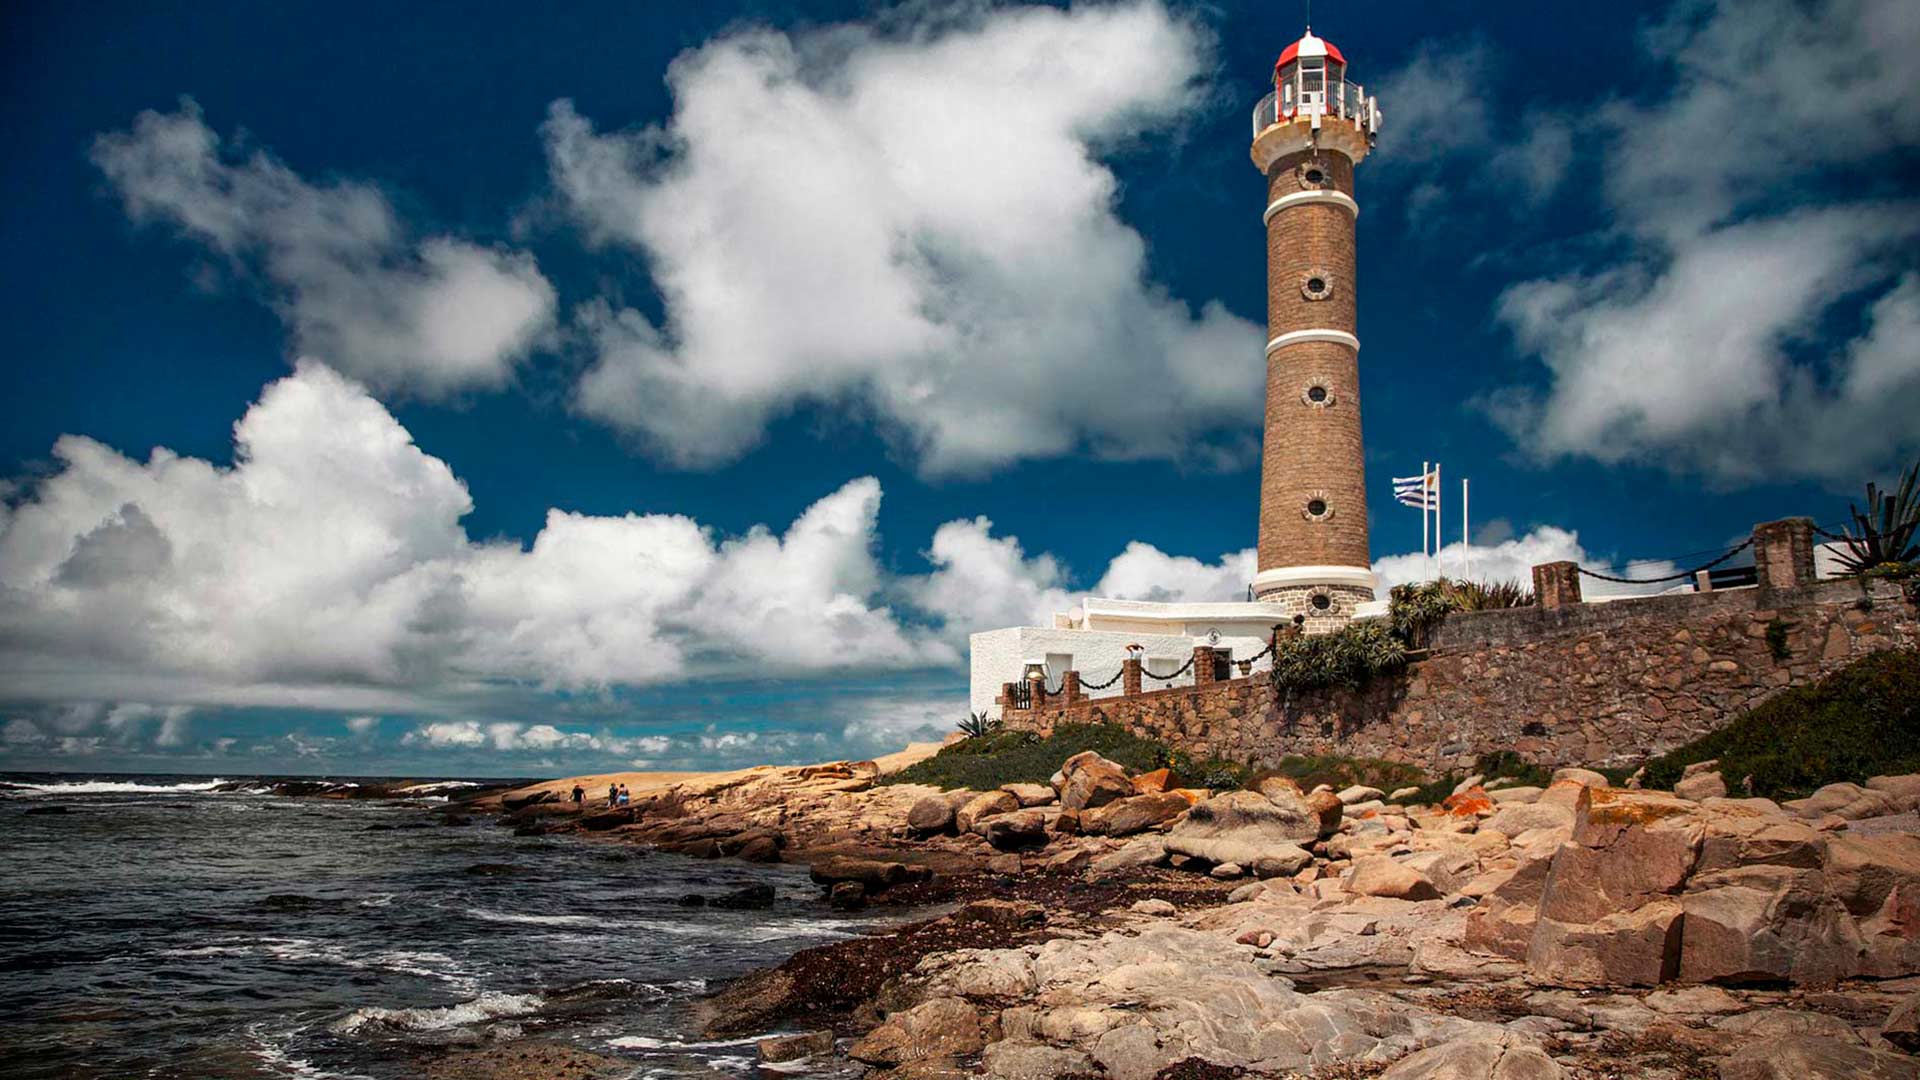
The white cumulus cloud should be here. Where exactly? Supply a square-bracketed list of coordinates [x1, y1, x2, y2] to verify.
[1486, 0, 1920, 484]
[93, 100, 557, 397]
[543, 1, 1262, 476]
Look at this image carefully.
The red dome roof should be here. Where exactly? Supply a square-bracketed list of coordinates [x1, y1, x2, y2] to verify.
[1276, 29, 1345, 71]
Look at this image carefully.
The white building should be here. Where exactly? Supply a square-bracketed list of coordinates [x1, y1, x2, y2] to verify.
[968, 595, 1388, 718]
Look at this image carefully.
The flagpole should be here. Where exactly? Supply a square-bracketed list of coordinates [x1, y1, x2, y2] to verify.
[1421, 459, 1430, 581]
[1462, 477, 1470, 582]
[1435, 463, 1443, 581]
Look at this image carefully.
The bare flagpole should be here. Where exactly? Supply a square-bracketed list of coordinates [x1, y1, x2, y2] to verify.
[1435, 463, 1443, 581]
[1462, 477, 1471, 582]
[1421, 459, 1431, 581]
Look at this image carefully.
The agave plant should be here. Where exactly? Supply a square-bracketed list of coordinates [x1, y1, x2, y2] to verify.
[1834, 461, 1920, 575]
[955, 711, 1001, 739]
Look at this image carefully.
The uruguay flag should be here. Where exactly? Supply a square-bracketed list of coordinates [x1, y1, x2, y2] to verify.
[1393, 472, 1437, 509]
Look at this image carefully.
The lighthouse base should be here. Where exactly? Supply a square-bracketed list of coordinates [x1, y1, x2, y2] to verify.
[1252, 567, 1377, 634]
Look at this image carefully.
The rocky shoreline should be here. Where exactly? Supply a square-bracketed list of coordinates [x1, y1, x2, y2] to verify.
[471, 750, 1920, 1079]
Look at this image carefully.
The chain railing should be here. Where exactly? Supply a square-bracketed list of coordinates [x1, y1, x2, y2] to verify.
[1578, 539, 1754, 585]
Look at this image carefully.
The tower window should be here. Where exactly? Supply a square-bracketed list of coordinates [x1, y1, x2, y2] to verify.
[1311, 592, 1333, 611]
[1305, 384, 1329, 404]
[1300, 270, 1335, 301]
[1307, 499, 1327, 516]
[1304, 168, 1325, 185]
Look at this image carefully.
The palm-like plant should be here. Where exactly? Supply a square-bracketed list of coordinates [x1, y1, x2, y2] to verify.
[956, 711, 1001, 739]
[1835, 461, 1920, 575]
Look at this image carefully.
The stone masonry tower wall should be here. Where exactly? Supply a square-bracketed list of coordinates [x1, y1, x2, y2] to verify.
[1250, 31, 1379, 632]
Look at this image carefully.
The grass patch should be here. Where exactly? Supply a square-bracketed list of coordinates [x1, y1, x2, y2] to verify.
[882, 723, 1183, 791]
[1250, 754, 1429, 796]
[1638, 649, 1920, 798]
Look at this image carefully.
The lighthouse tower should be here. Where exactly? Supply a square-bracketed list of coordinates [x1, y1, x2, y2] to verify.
[1250, 28, 1382, 630]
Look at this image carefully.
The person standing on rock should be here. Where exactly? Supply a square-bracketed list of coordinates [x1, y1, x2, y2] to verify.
[607, 783, 618, 808]
[571, 784, 584, 811]
[617, 784, 630, 807]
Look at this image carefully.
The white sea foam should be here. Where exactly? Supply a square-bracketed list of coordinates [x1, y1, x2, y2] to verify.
[606, 1034, 765, 1051]
[394, 781, 481, 793]
[246, 1022, 373, 1079]
[163, 938, 477, 990]
[332, 991, 544, 1035]
[464, 908, 610, 928]
[1, 777, 235, 796]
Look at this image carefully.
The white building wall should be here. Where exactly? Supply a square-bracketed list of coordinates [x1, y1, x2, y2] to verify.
[968, 618, 1285, 719]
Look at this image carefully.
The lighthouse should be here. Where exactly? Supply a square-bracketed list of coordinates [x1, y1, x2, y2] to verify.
[1249, 28, 1382, 631]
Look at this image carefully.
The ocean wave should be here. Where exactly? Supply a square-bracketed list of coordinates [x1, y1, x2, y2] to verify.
[464, 908, 611, 928]
[246, 1022, 373, 1079]
[394, 781, 481, 793]
[606, 1033, 764, 1051]
[160, 938, 477, 990]
[332, 990, 544, 1035]
[1, 777, 236, 796]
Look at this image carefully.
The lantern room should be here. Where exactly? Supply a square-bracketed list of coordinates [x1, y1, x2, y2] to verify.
[1252, 28, 1380, 142]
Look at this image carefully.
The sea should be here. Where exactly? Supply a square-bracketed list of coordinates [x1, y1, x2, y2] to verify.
[0, 773, 894, 1079]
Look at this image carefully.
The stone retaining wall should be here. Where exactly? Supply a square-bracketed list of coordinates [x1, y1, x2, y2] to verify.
[1006, 576, 1918, 773]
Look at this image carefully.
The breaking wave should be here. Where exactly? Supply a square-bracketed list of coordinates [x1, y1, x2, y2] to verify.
[332, 991, 545, 1035]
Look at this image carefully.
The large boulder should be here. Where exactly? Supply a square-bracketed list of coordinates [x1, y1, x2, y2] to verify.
[1784, 782, 1900, 821]
[955, 790, 1020, 833]
[1550, 767, 1609, 789]
[981, 1040, 1096, 1080]
[908, 795, 957, 835]
[1463, 854, 1554, 961]
[1868, 774, 1920, 813]
[1082, 792, 1189, 837]
[1306, 789, 1346, 839]
[1885, 991, 1920, 1053]
[1678, 865, 1863, 985]
[1528, 900, 1684, 987]
[1058, 753, 1134, 811]
[1717, 1034, 1920, 1080]
[1167, 836, 1312, 878]
[1000, 783, 1057, 808]
[848, 997, 985, 1066]
[809, 857, 926, 893]
[1378, 1035, 1565, 1079]
[980, 810, 1049, 851]
[1401, 849, 1481, 895]
[1337, 784, 1386, 806]
[1346, 856, 1442, 900]
[1173, 789, 1320, 846]
[1088, 835, 1167, 875]
[1482, 802, 1575, 839]
[1675, 771, 1729, 801]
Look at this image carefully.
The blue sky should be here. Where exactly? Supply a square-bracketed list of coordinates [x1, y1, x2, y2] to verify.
[2, 0, 1916, 776]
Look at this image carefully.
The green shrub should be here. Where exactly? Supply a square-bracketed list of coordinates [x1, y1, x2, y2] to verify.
[1388, 580, 1460, 648]
[1453, 579, 1535, 610]
[1638, 649, 1920, 798]
[881, 722, 1173, 791]
[1401, 751, 1559, 806]
[1249, 754, 1428, 795]
[1271, 620, 1407, 693]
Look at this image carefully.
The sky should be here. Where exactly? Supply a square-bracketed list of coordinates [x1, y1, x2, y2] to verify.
[2, 0, 1916, 777]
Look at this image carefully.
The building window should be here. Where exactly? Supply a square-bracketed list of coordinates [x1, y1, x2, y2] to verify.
[1145, 656, 1182, 679]
[1300, 271, 1335, 301]
[1303, 492, 1333, 521]
[1311, 592, 1334, 611]
[1302, 384, 1333, 408]
[1296, 160, 1331, 190]
[1045, 652, 1073, 681]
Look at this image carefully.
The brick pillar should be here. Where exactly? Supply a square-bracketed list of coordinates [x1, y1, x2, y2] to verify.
[1533, 561, 1582, 609]
[1122, 657, 1142, 696]
[1752, 517, 1815, 590]
[1063, 670, 1082, 705]
[997, 682, 1015, 711]
[1192, 645, 1215, 687]
[1027, 670, 1047, 710]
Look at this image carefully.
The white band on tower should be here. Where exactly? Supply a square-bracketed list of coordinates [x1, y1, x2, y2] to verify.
[1265, 329, 1360, 354]
[1263, 189, 1360, 224]
[1252, 565, 1378, 592]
